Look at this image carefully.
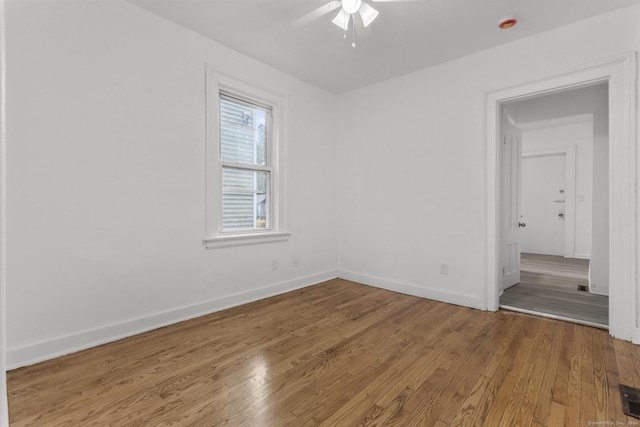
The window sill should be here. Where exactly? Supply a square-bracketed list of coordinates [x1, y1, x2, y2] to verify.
[203, 232, 291, 249]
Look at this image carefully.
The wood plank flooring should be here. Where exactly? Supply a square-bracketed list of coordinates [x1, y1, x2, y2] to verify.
[500, 253, 608, 327]
[8, 279, 639, 426]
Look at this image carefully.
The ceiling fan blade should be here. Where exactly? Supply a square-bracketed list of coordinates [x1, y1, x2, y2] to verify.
[292, 1, 341, 27]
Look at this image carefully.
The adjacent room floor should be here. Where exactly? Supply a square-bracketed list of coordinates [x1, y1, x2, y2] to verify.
[500, 253, 608, 328]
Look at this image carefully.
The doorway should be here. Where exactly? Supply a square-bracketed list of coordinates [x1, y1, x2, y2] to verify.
[501, 253, 607, 327]
[498, 86, 607, 327]
[483, 54, 637, 342]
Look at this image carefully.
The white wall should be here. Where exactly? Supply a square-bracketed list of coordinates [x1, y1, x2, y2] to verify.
[520, 121, 594, 258]
[590, 84, 610, 295]
[336, 6, 639, 308]
[5, 0, 338, 368]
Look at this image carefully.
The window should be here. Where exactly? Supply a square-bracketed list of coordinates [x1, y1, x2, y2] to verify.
[219, 93, 271, 231]
[204, 71, 290, 249]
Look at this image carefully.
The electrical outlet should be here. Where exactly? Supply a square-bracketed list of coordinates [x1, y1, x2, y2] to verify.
[440, 263, 449, 275]
[272, 259, 279, 270]
[292, 257, 300, 267]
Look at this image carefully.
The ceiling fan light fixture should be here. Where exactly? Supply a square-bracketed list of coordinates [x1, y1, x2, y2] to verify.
[332, 8, 351, 30]
[359, 2, 379, 27]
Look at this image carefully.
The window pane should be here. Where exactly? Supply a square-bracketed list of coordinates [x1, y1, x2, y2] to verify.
[222, 193, 255, 230]
[222, 167, 269, 230]
[220, 99, 267, 166]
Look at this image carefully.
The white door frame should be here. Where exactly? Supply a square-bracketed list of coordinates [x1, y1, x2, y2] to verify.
[484, 54, 637, 342]
[522, 146, 576, 258]
[0, 0, 8, 423]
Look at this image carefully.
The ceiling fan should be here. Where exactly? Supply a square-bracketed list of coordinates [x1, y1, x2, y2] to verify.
[293, 0, 417, 46]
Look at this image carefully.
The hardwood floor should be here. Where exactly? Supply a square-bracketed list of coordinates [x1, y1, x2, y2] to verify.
[8, 279, 640, 426]
[500, 253, 608, 327]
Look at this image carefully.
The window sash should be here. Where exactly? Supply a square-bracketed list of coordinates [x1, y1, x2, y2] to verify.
[218, 94, 273, 233]
[221, 167, 271, 232]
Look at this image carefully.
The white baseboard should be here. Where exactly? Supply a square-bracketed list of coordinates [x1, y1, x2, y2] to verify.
[572, 253, 591, 260]
[7, 270, 338, 370]
[633, 327, 640, 346]
[337, 270, 485, 310]
[588, 287, 609, 296]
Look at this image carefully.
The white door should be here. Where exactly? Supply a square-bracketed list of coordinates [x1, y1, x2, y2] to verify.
[520, 153, 566, 256]
[500, 110, 523, 290]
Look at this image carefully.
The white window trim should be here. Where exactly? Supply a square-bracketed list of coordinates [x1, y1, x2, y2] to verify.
[203, 68, 290, 249]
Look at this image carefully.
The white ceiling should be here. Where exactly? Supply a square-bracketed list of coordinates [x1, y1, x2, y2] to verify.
[127, 0, 640, 94]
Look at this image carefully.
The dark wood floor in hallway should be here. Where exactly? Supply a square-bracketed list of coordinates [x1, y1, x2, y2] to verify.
[501, 253, 608, 327]
[8, 279, 639, 426]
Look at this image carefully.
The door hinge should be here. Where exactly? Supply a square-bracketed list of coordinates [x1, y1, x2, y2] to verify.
[502, 266, 506, 275]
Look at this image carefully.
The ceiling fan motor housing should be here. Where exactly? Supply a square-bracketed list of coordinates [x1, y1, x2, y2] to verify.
[342, 0, 362, 14]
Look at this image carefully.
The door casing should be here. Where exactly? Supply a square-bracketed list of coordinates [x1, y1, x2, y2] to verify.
[484, 54, 637, 342]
